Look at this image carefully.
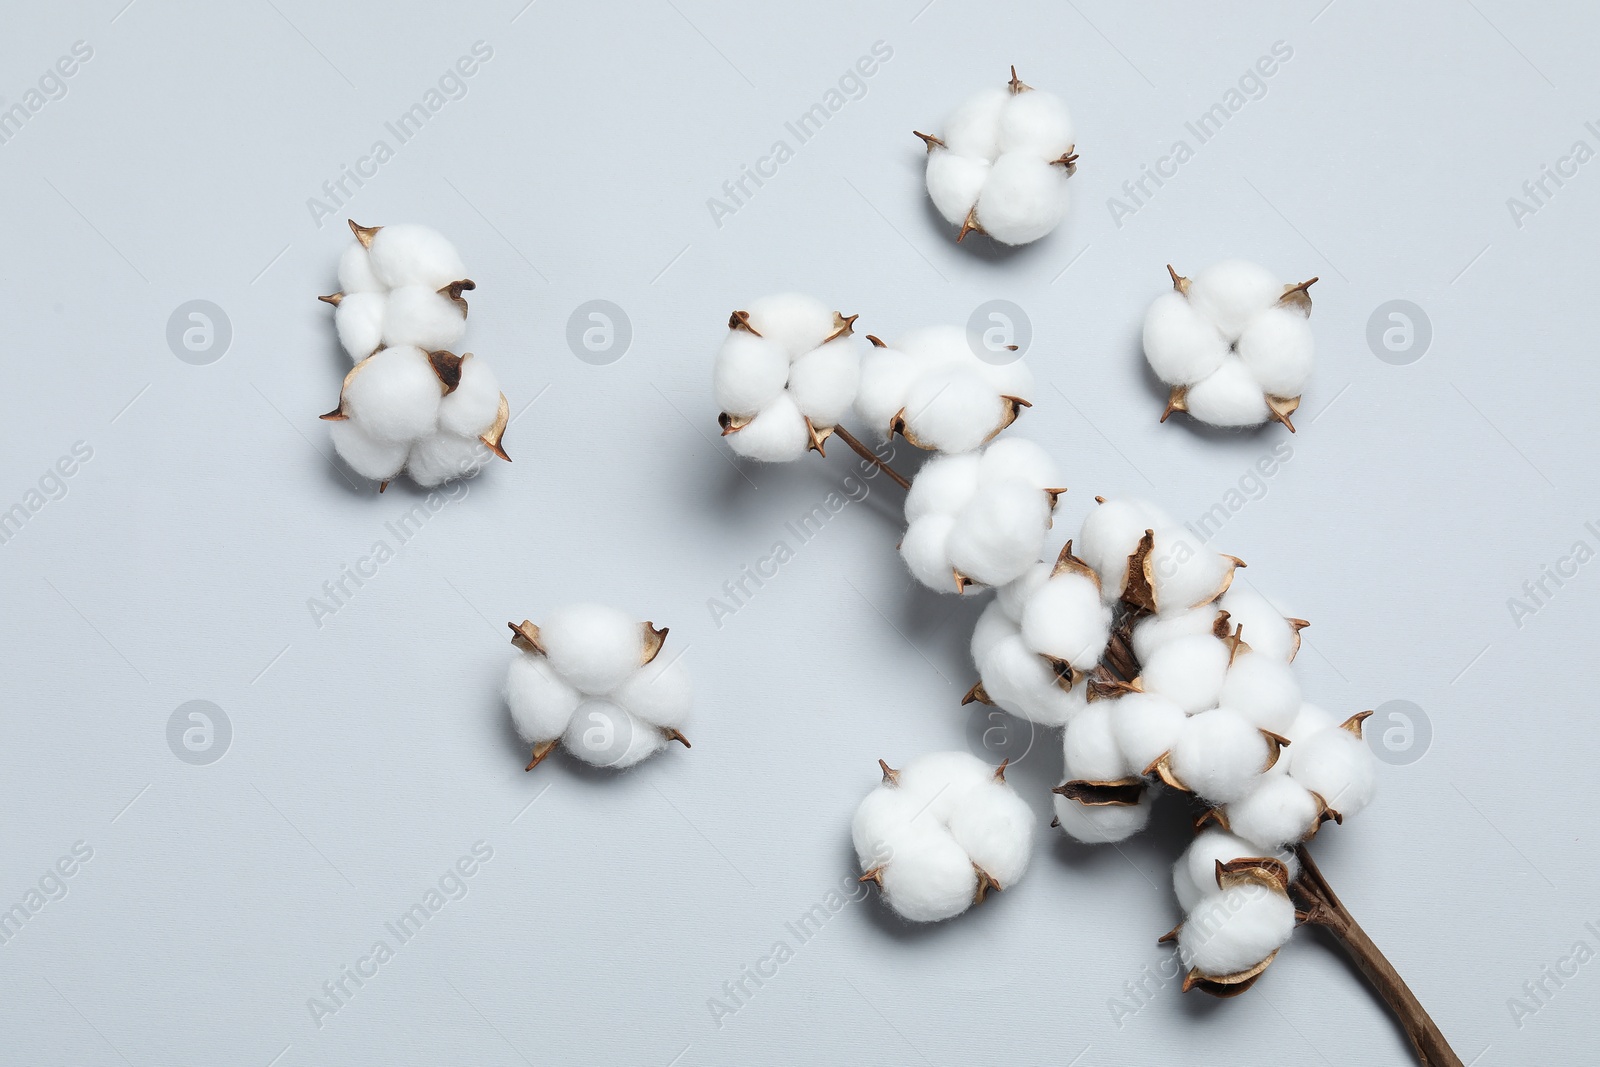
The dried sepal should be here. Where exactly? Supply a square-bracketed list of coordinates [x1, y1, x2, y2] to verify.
[1166, 263, 1191, 296]
[1121, 529, 1158, 613]
[952, 569, 979, 594]
[988, 394, 1032, 441]
[1052, 776, 1147, 807]
[1194, 806, 1230, 833]
[718, 411, 752, 437]
[961, 681, 995, 706]
[865, 334, 888, 349]
[803, 416, 834, 456]
[318, 291, 343, 306]
[1215, 856, 1291, 894]
[727, 309, 761, 335]
[1182, 951, 1279, 997]
[427, 350, 466, 395]
[993, 758, 1010, 783]
[1310, 790, 1345, 828]
[1220, 622, 1251, 665]
[1160, 384, 1189, 424]
[641, 622, 669, 665]
[1210, 609, 1234, 639]
[348, 219, 381, 248]
[479, 393, 512, 462]
[877, 758, 900, 786]
[507, 619, 546, 655]
[822, 311, 858, 344]
[318, 355, 372, 421]
[858, 866, 885, 887]
[1044, 656, 1085, 691]
[1087, 675, 1142, 702]
[1052, 147, 1079, 172]
[972, 865, 1003, 903]
[662, 727, 692, 749]
[1278, 276, 1318, 316]
[1286, 617, 1310, 660]
[957, 206, 984, 243]
[1266, 394, 1301, 433]
[1260, 730, 1291, 773]
[1051, 540, 1098, 588]
[1007, 65, 1031, 95]
[1340, 710, 1374, 738]
[438, 279, 476, 314]
[524, 738, 558, 771]
[913, 130, 946, 153]
[1145, 752, 1189, 793]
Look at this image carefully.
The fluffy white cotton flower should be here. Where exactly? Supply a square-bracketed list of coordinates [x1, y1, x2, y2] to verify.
[1145, 260, 1318, 431]
[855, 325, 1034, 454]
[854, 752, 1033, 922]
[1177, 880, 1296, 981]
[1217, 585, 1307, 662]
[1079, 497, 1242, 615]
[1052, 785, 1153, 844]
[969, 599, 1088, 727]
[918, 69, 1076, 246]
[1162, 707, 1278, 805]
[901, 438, 1062, 593]
[715, 294, 864, 463]
[320, 221, 509, 490]
[503, 605, 690, 771]
[1287, 712, 1378, 818]
[1223, 773, 1324, 850]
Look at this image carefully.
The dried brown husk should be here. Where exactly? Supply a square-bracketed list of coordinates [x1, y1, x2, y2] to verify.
[1052, 776, 1147, 807]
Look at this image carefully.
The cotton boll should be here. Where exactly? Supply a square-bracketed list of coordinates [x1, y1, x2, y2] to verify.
[1226, 774, 1322, 849]
[1021, 573, 1111, 669]
[435, 357, 501, 439]
[368, 224, 466, 290]
[852, 788, 916, 870]
[714, 332, 790, 417]
[726, 394, 810, 462]
[1079, 498, 1163, 599]
[562, 699, 665, 769]
[1140, 634, 1230, 714]
[1219, 654, 1301, 734]
[609, 652, 692, 729]
[976, 154, 1067, 246]
[334, 291, 386, 361]
[942, 85, 1009, 159]
[900, 515, 958, 591]
[1187, 260, 1282, 342]
[1285, 703, 1337, 746]
[1290, 727, 1377, 817]
[1170, 709, 1271, 804]
[330, 417, 411, 481]
[504, 653, 582, 744]
[787, 338, 860, 427]
[897, 751, 992, 820]
[946, 480, 1053, 587]
[947, 781, 1035, 887]
[1111, 692, 1188, 772]
[926, 152, 990, 226]
[978, 632, 1085, 726]
[1237, 304, 1314, 397]
[538, 603, 643, 695]
[343, 346, 442, 443]
[1182, 829, 1279, 894]
[1143, 291, 1229, 385]
[995, 561, 1053, 624]
[901, 364, 1004, 453]
[1150, 529, 1230, 615]
[1185, 356, 1270, 427]
[1218, 586, 1298, 662]
[337, 242, 383, 294]
[1063, 703, 1132, 782]
[978, 437, 1059, 492]
[745, 292, 835, 359]
[998, 89, 1073, 158]
[382, 285, 466, 351]
[904, 453, 981, 523]
[1131, 607, 1217, 664]
[971, 599, 1016, 664]
[406, 431, 488, 487]
[1053, 790, 1153, 843]
[1179, 885, 1295, 977]
[981, 353, 1035, 405]
[1173, 858, 1204, 913]
[856, 347, 918, 435]
[882, 825, 981, 922]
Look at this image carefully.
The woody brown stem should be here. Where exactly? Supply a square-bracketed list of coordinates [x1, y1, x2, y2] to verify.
[1293, 845, 1463, 1067]
[832, 425, 911, 491]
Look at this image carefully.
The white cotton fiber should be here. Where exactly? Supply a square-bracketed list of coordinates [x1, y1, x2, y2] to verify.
[330, 418, 409, 481]
[1181, 829, 1283, 896]
[368, 224, 467, 290]
[854, 751, 1032, 923]
[855, 346, 919, 435]
[926, 152, 991, 226]
[437, 355, 503, 438]
[1219, 653, 1301, 735]
[997, 88, 1073, 158]
[976, 154, 1067, 246]
[1169, 708, 1270, 804]
[334, 291, 386, 361]
[1225, 774, 1321, 850]
[1110, 692, 1188, 772]
[1142, 291, 1229, 385]
[1285, 702, 1337, 746]
[1179, 884, 1295, 977]
[337, 242, 383, 294]
[1140, 634, 1230, 714]
[995, 561, 1053, 623]
[610, 654, 693, 729]
[726, 393, 810, 462]
[1131, 607, 1217, 664]
[787, 339, 860, 427]
[382, 285, 466, 352]
[900, 515, 960, 591]
[1186, 260, 1282, 343]
[1079, 498, 1164, 600]
[342, 346, 442, 444]
[538, 603, 643, 694]
[946, 480, 1053, 587]
[1021, 572, 1111, 670]
[1289, 727, 1376, 817]
[405, 431, 487, 488]
[1053, 789, 1153, 844]
[1237, 304, 1314, 397]
[1185, 356, 1271, 427]
[1150, 530, 1232, 616]
[745, 292, 834, 358]
[978, 436, 1057, 491]
[901, 364, 1005, 454]
[504, 652, 582, 744]
[563, 699, 665, 769]
[971, 598, 1016, 663]
[975, 620, 1086, 726]
[1218, 586, 1298, 662]
[942, 85, 1008, 158]
[1063, 703, 1132, 782]
[714, 332, 790, 417]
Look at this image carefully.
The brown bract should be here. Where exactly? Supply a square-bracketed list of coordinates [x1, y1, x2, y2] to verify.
[349, 219, 381, 247]
[1052, 776, 1146, 807]
[888, 395, 1031, 451]
[1118, 529, 1242, 614]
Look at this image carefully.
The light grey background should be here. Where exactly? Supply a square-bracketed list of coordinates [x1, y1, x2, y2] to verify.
[1, 0, 1593, 1063]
